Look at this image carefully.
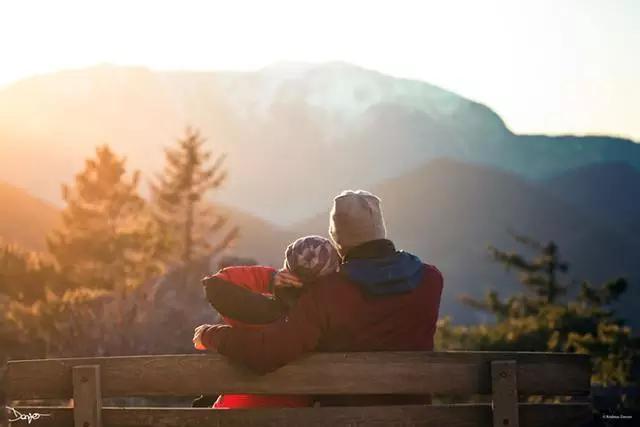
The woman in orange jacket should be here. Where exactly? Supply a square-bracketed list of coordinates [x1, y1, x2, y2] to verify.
[194, 235, 340, 409]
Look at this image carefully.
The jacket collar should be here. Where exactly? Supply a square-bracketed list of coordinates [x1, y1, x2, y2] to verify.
[343, 239, 397, 261]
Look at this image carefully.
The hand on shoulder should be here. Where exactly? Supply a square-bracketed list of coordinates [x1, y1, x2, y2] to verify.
[192, 324, 211, 351]
[273, 269, 304, 289]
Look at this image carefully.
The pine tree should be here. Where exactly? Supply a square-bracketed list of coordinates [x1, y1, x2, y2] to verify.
[151, 127, 237, 265]
[460, 232, 569, 318]
[47, 145, 162, 291]
[443, 232, 639, 402]
[0, 241, 68, 303]
[490, 232, 569, 304]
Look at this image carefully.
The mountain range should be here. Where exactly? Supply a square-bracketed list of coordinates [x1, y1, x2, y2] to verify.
[0, 180, 60, 251]
[0, 62, 638, 327]
[1, 62, 639, 224]
[294, 159, 640, 326]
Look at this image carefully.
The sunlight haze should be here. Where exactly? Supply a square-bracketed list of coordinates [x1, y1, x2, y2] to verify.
[0, 0, 638, 140]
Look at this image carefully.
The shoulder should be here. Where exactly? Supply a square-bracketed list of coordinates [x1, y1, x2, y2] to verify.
[220, 265, 277, 275]
[206, 266, 276, 285]
[422, 263, 443, 277]
[312, 271, 348, 287]
[303, 271, 350, 297]
[421, 263, 444, 287]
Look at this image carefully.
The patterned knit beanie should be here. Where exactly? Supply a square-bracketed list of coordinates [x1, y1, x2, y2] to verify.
[283, 235, 340, 283]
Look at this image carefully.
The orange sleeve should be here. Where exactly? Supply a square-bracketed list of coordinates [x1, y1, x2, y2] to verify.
[215, 266, 276, 295]
[202, 265, 284, 327]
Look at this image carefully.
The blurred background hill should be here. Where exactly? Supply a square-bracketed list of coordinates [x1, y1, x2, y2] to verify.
[1, 64, 639, 326]
[1, 63, 639, 225]
[0, 180, 60, 251]
[1, 155, 638, 328]
[1, 63, 639, 327]
[294, 158, 640, 327]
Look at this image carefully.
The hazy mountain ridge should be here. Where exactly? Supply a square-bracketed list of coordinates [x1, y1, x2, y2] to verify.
[0, 181, 60, 251]
[543, 162, 640, 234]
[0, 179, 293, 266]
[1, 63, 638, 224]
[2, 159, 638, 327]
[293, 158, 640, 327]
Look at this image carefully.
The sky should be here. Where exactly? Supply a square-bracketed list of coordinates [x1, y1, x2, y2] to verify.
[0, 0, 638, 140]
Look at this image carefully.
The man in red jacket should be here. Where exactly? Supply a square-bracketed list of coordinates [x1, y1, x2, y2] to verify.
[194, 190, 444, 380]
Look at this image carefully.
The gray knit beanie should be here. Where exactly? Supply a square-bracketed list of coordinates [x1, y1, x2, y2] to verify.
[329, 190, 387, 257]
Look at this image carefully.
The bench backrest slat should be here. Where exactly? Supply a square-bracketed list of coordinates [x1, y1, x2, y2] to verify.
[6, 351, 590, 400]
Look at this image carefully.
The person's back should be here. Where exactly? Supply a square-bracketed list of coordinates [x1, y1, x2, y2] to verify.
[309, 241, 442, 353]
[309, 247, 442, 406]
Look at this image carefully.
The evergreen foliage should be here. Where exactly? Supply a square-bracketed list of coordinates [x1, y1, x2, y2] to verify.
[151, 127, 238, 265]
[438, 233, 639, 402]
[47, 145, 163, 291]
[0, 241, 68, 303]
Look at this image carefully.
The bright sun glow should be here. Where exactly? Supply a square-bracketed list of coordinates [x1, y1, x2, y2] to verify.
[0, 0, 638, 140]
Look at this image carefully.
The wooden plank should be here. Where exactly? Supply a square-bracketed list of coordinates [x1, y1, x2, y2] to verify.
[11, 403, 592, 427]
[491, 360, 519, 427]
[6, 351, 591, 400]
[72, 365, 102, 427]
[521, 403, 592, 426]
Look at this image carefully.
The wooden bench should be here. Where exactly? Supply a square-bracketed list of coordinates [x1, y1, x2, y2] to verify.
[4, 351, 592, 426]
